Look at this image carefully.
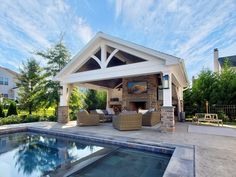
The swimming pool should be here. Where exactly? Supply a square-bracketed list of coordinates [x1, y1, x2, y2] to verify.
[0, 131, 172, 177]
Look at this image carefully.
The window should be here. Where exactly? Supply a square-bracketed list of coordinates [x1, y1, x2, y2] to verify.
[0, 77, 9, 85]
[4, 77, 8, 85]
[3, 94, 8, 98]
[0, 77, 3, 85]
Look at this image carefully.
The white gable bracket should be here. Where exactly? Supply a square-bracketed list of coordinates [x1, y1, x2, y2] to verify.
[105, 48, 119, 67]
[91, 55, 102, 68]
[101, 43, 107, 68]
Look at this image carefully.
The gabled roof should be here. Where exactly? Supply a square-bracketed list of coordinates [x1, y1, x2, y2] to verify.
[218, 55, 236, 67]
[0, 66, 19, 77]
[55, 32, 188, 85]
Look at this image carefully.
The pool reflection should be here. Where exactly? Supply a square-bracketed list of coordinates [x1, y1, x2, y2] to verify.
[0, 133, 104, 177]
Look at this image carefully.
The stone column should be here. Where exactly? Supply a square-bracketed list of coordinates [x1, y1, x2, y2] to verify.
[161, 106, 175, 132]
[161, 73, 175, 132]
[58, 106, 69, 123]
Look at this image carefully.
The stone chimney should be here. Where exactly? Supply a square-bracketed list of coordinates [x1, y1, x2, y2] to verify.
[214, 48, 219, 72]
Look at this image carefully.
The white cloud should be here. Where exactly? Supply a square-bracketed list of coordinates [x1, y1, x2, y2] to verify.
[115, 0, 123, 18]
[113, 0, 236, 78]
[0, 0, 94, 70]
[74, 17, 94, 44]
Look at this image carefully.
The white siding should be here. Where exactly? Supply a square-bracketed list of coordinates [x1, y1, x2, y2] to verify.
[0, 68, 18, 100]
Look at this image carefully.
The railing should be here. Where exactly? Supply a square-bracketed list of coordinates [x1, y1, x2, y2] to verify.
[184, 105, 236, 120]
[184, 105, 203, 117]
[209, 105, 236, 120]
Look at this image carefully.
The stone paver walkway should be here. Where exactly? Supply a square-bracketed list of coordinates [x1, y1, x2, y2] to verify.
[189, 124, 236, 137]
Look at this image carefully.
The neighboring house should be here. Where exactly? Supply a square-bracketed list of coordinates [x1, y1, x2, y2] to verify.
[214, 48, 236, 72]
[0, 66, 19, 100]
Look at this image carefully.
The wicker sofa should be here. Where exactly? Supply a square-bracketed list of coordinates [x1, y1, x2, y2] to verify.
[112, 112, 142, 131]
[142, 111, 161, 126]
[90, 109, 113, 122]
[77, 110, 99, 126]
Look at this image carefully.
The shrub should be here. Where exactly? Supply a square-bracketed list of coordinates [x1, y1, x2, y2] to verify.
[27, 115, 40, 122]
[0, 115, 21, 125]
[0, 115, 57, 126]
[47, 115, 57, 121]
[218, 111, 229, 122]
[2, 98, 14, 109]
[39, 116, 49, 121]
[7, 102, 17, 116]
[0, 104, 5, 118]
[70, 111, 77, 121]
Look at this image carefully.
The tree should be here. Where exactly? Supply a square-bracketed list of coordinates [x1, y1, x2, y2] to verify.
[69, 87, 85, 119]
[214, 59, 236, 105]
[184, 59, 236, 117]
[36, 41, 71, 115]
[183, 88, 198, 116]
[84, 89, 98, 111]
[7, 102, 17, 116]
[84, 89, 107, 110]
[191, 69, 217, 111]
[17, 58, 45, 114]
[0, 104, 5, 118]
[96, 91, 107, 109]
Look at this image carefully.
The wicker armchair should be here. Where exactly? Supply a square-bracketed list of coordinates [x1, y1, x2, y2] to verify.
[90, 109, 113, 122]
[112, 112, 142, 131]
[142, 111, 161, 126]
[77, 110, 99, 126]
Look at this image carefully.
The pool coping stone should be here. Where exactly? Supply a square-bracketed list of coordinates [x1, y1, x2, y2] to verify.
[0, 125, 195, 177]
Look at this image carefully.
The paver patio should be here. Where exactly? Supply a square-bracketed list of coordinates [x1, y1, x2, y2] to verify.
[1, 121, 236, 177]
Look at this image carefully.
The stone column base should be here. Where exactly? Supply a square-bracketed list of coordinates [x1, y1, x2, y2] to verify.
[160, 106, 175, 132]
[58, 106, 69, 123]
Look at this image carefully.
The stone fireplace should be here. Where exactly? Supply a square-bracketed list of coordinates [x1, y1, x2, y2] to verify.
[129, 101, 146, 111]
[122, 74, 159, 111]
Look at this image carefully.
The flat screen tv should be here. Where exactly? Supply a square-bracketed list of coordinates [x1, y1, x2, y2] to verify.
[127, 81, 147, 94]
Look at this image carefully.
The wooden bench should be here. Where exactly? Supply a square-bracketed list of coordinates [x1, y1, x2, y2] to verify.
[195, 113, 223, 126]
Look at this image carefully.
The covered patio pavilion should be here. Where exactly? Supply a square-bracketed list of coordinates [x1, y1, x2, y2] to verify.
[54, 32, 188, 131]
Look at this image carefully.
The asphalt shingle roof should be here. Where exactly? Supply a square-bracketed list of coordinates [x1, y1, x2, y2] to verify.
[218, 55, 236, 67]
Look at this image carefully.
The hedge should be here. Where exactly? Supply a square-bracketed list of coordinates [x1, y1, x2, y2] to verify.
[0, 115, 56, 126]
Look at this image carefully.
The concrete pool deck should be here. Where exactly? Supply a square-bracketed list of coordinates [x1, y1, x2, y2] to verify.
[1, 121, 236, 177]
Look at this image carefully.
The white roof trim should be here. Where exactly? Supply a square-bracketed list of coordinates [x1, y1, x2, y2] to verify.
[55, 32, 188, 85]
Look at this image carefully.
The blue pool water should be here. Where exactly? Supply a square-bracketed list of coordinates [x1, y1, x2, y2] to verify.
[0, 132, 171, 177]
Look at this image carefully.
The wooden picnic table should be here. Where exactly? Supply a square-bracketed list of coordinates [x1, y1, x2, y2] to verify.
[193, 113, 223, 126]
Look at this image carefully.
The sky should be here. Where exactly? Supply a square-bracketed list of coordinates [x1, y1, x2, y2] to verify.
[0, 0, 236, 80]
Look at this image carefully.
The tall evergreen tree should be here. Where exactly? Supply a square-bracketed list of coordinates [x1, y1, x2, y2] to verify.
[36, 41, 71, 114]
[191, 69, 217, 109]
[17, 58, 45, 114]
[69, 87, 85, 119]
[37, 41, 71, 77]
[7, 102, 17, 116]
[184, 59, 236, 116]
[84, 89, 107, 110]
[214, 59, 236, 105]
[96, 91, 107, 109]
[84, 90, 98, 110]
